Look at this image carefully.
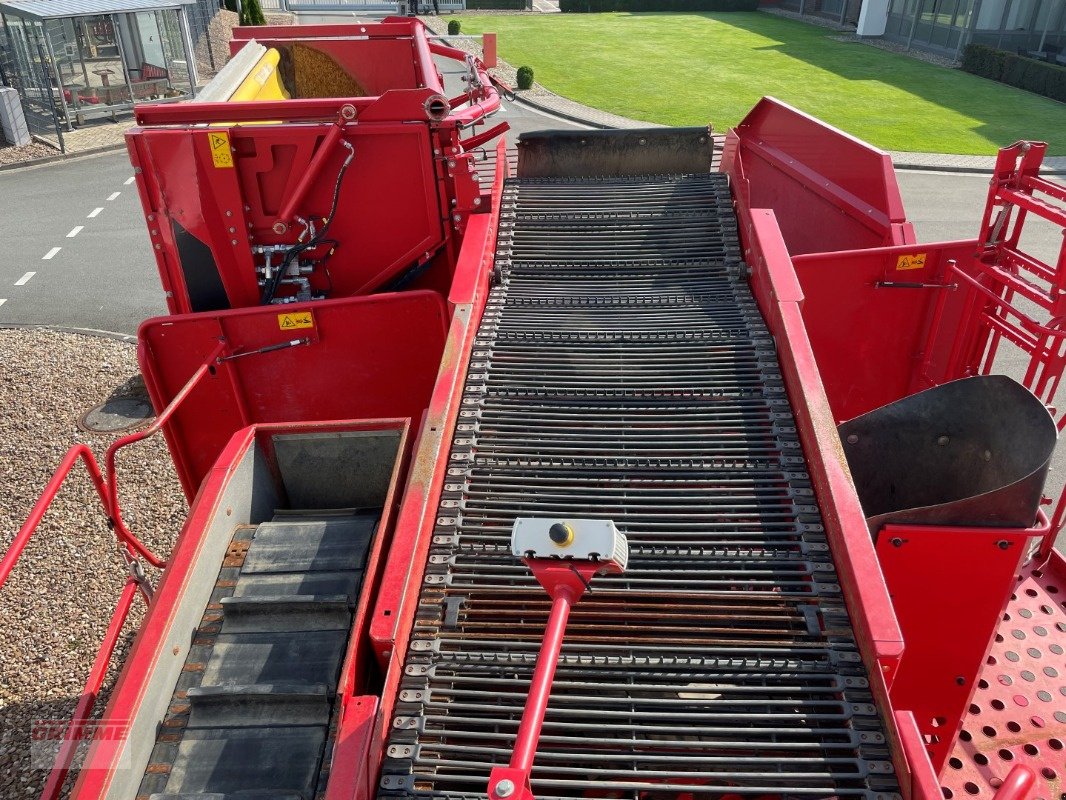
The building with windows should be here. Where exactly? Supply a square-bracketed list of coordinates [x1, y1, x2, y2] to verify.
[774, 0, 1065, 58]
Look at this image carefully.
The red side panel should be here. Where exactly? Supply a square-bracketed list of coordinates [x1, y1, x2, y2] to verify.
[723, 97, 915, 257]
[790, 240, 977, 422]
[126, 118, 444, 314]
[138, 291, 448, 498]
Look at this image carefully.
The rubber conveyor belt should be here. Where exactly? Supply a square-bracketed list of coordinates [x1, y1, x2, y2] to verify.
[380, 173, 902, 800]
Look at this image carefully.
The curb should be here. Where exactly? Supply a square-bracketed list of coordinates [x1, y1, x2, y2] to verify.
[892, 159, 1066, 176]
[512, 93, 622, 130]
[0, 142, 127, 173]
[0, 323, 136, 343]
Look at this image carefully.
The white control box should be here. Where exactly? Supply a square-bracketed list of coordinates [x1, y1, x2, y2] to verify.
[511, 517, 628, 572]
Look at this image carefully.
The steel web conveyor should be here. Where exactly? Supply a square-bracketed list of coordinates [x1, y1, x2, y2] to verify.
[380, 170, 902, 800]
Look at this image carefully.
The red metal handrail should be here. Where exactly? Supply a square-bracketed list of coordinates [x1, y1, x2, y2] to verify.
[0, 339, 228, 800]
[38, 578, 142, 800]
[103, 339, 226, 568]
[0, 444, 110, 587]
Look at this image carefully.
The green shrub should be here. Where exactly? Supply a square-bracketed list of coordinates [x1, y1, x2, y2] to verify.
[239, 0, 266, 25]
[448, 19, 461, 35]
[465, 0, 526, 7]
[961, 43, 1006, 80]
[561, 0, 758, 11]
[961, 43, 1066, 104]
[516, 65, 534, 89]
[222, 0, 238, 13]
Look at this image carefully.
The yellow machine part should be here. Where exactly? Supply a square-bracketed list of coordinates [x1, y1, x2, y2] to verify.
[230, 47, 289, 102]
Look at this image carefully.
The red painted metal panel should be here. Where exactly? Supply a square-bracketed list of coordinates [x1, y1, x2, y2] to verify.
[325, 695, 381, 800]
[128, 120, 445, 312]
[722, 97, 915, 256]
[877, 521, 1043, 773]
[743, 208, 908, 696]
[138, 291, 448, 498]
[896, 710, 953, 800]
[790, 240, 978, 422]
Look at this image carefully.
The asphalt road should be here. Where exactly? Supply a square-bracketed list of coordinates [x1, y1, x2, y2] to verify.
[0, 89, 585, 336]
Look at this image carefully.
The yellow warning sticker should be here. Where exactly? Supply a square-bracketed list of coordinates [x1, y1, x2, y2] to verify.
[895, 253, 927, 271]
[209, 132, 233, 168]
[278, 311, 314, 330]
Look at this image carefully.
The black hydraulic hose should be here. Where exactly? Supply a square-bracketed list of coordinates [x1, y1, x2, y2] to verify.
[261, 139, 355, 305]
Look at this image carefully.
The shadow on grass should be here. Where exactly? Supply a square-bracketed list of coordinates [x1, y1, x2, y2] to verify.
[684, 11, 1064, 152]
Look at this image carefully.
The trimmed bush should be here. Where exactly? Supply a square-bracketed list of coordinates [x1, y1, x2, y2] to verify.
[961, 43, 1007, 80]
[961, 43, 1066, 104]
[448, 19, 461, 35]
[516, 65, 534, 90]
[561, 0, 758, 11]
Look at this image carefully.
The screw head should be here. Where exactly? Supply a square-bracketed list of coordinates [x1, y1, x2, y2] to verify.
[495, 780, 515, 798]
[846, 433, 859, 444]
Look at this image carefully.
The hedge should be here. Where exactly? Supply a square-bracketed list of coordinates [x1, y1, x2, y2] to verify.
[561, 0, 758, 11]
[465, 0, 527, 7]
[961, 43, 1066, 104]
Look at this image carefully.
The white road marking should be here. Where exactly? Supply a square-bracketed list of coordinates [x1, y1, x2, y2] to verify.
[87, 207, 104, 218]
[124, 176, 136, 185]
[0, 299, 6, 307]
[15, 272, 35, 286]
[107, 191, 121, 201]
[42, 247, 62, 260]
[67, 226, 84, 238]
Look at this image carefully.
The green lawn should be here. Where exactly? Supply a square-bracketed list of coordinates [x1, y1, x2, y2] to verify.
[458, 12, 1066, 155]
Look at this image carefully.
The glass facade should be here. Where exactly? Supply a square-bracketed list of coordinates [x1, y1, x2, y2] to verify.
[0, 4, 196, 146]
[884, 0, 1066, 55]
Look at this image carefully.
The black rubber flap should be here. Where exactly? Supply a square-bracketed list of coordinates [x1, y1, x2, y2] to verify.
[160, 727, 325, 797]
[838, 375, 1056, 532]
[516, 127, 713, 178]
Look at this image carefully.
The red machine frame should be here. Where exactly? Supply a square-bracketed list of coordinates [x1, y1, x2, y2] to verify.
[5, 51, 1066, 800]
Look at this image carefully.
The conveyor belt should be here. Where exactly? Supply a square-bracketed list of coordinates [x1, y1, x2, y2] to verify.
[380, 173, 902, 800]
[139, 509, 380, 800]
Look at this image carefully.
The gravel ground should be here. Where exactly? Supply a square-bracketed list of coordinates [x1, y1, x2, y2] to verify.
[0, 142, 59, 169]
[0, 328, 186, 798]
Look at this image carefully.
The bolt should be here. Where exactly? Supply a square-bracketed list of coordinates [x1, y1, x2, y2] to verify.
[891, 537, 904, 548]
[997, 540, 1011, 550]
[495, 780, 515, 798]
[983, 450, 992, 461]
[228, 226, 236, 233]
[846, 433, 858, 444]
[154, 243, 161, 250]
[147, 214, 155, 221]
[937, 435, 950, 446]
[231, 239, 238, 245]
[956, 676, 966, 685]
[225, 210, 233, 217]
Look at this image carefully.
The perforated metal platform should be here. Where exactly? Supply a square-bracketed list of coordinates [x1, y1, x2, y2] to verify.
[379, 173, 902, 800]
[942, 555, 1066, 800]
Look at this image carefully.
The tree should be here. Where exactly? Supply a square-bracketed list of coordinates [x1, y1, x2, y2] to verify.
[240, 0, 266, 26]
